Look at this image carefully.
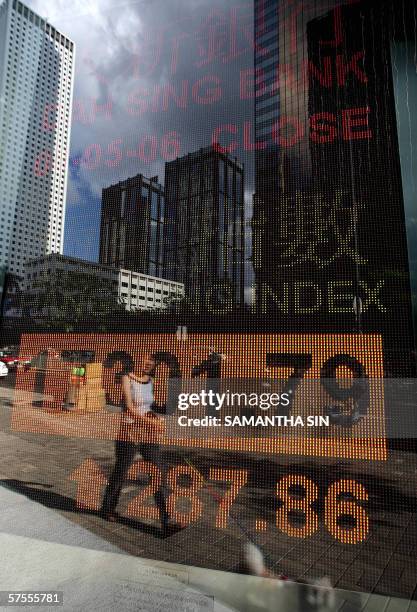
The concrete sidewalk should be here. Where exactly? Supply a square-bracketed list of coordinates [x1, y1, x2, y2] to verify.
[1, 379, 417, 610]
[0, 483, 229, 611]
[0, 481, 121, 552]
[0, 483, 416, 612]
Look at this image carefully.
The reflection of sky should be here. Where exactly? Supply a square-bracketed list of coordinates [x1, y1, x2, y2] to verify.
[391, 41, 417, 303]
[25, 0, 255, 286]
[22, 1, 417, 303]
[64, 153, 102, 261]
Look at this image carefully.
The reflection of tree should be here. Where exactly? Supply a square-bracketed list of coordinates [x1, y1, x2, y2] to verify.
[1, 272, 23, 315]
[20, 271, 126, 331]
[209, 276, 235, 310]
[163, 277, 235, 315]
[162, 291, 192, 315]
[5, 273, 22, 292]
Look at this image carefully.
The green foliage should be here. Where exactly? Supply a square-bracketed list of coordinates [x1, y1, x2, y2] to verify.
[21, 270, 126, 331]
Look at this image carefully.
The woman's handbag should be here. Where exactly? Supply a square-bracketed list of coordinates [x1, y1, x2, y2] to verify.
[118, 412, 164, 444]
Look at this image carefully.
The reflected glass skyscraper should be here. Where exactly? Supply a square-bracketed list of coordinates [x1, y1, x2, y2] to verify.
[252, 0, 415, 373]
[163, 145, 245, 310]
[99, 174, 165, 278]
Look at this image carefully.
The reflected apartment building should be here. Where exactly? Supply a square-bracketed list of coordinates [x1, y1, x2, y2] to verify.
[25, 254, 184, 313]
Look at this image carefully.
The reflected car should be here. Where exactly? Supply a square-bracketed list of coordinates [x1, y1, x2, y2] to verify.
[0, 350, 32, 370]
[0, 362, 9, 377]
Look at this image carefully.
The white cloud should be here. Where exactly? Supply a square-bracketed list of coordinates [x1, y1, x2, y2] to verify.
[25, 0, 256, 284]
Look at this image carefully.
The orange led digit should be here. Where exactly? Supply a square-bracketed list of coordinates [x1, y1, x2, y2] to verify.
[276, 475, 319, 538]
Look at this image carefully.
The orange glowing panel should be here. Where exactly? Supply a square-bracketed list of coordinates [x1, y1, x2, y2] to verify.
[11, 333, 386, 460]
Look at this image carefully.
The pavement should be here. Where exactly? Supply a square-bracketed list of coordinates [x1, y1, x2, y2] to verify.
[1, 483, 416, 612]
[0, 378, 417, 610]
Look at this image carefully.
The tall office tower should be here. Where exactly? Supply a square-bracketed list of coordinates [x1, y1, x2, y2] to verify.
[252, 0, 339, 317]
[99, 174, 165, 278]
[252, 0, 415, 372]
[163, 145, 245, 311]
[0, 0, 75, 281]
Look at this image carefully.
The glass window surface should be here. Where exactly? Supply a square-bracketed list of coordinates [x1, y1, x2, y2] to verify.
[0, 1, 416, 610]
